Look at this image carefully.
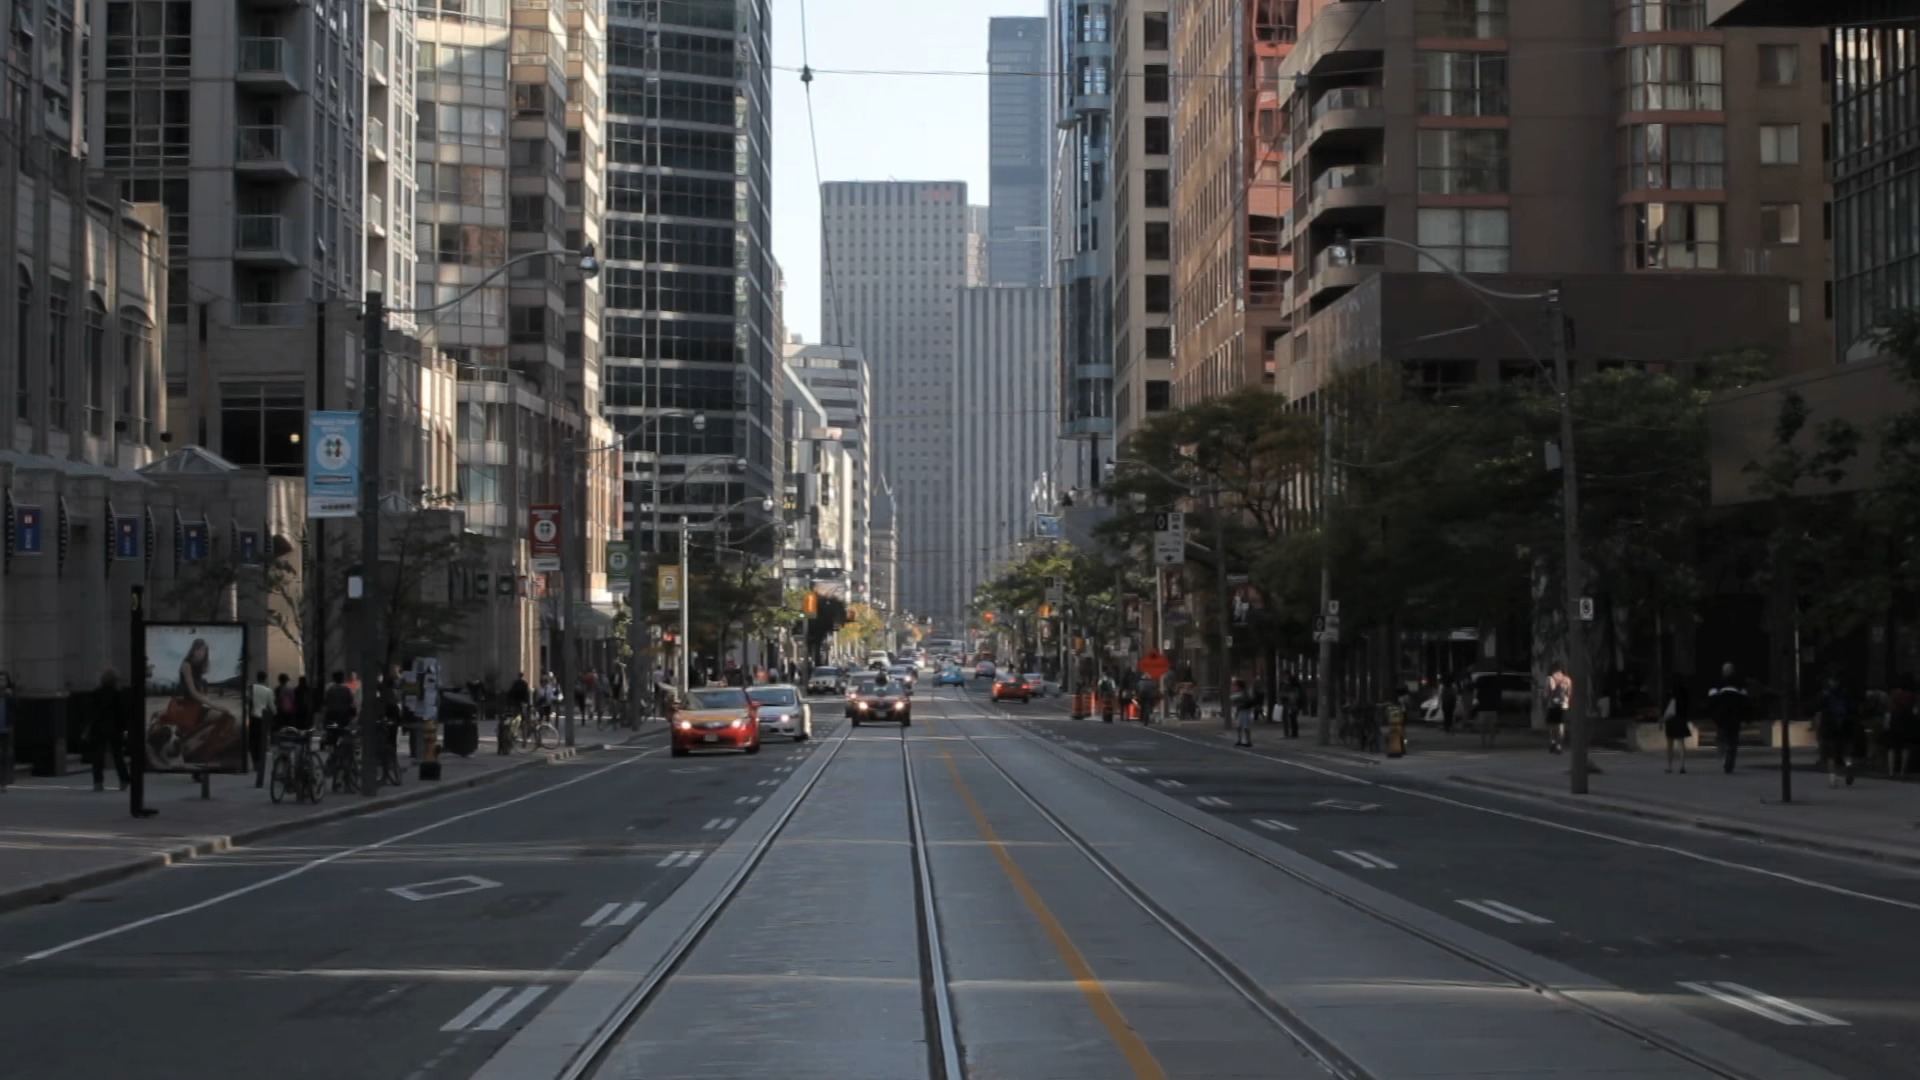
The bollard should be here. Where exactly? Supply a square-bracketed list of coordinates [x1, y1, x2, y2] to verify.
[1386, 703, 1407, 758]
[418, 720, 443, 781]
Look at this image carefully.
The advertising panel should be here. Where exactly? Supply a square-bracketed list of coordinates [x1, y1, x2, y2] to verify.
[529, 505, 562, 572]
[306, 411, 362, 519]
[143, 623, 249, 774]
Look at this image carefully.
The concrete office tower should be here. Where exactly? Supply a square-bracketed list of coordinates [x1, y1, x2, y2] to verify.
[951, 287, 1059, 625]
[365, 0, 421, 335]
[783, 340, 873, 605]
[1169, 0, 1295, 406]
[1273, 0, 1833, 401]
[1050, 0, 1115, 472]
[820, 180, 979, 622]
[1110, 0, 1175, 444]
[777, 368, 857, 603]
[988, 17, 1052, 286]
[602, 0, 780, 570]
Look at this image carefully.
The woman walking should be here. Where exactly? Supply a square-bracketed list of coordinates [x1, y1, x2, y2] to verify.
[1815, 674, 1858, 788]
[1229, 678, 1255, 748]
[1663, 677, 1692, 773]
[1887, 676, 1915, 780]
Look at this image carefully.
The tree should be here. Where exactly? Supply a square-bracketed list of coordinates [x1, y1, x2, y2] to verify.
[373, 506, 484, 670]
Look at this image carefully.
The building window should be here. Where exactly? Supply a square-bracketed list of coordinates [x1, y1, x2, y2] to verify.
[1759, 123, 1801, 164]
[1761, 203, 1801, 245]
[510, 305, 548, 344]
[1787, 282, 1802, 324]
[1144, 221, 1171, 260]
[1417, 208, 1510, 272]
[1416, 129, 1509, 194]
[220, 381, 305, 474]
[1077, 3, 1108, 43]
[1143, 116, 1169, 155]
[1145, 380, 1172, 411]
[1144, 275, 1171, 313]
[85, 295, 107, 436]
[1621, 45, 1724, 111]
[1145, 327, 1172, 359]
[1142, 11, 1168, 50]
[1418, 51, 1509, 116]
[1620, 1, 1707, 32]
[1633, 203, 1722, 269]
[1758, 43, 1800, 86]
[1143, 64, 1168, 103]
[1144, 168, 1171, 207]
[47, 283, 68, 431]
[1414, 0, 1506, 39]
[1623, 123, 1725, 190]
[119, 310, 152, 441]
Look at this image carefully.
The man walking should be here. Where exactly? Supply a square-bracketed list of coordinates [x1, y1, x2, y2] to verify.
[1546, 664, 1573, 755]
[90, 669, 131, 792]
[1473, 674, 1503, 748]
[1814, 673, 1858, 788]
[1707, 663, 1749, 774]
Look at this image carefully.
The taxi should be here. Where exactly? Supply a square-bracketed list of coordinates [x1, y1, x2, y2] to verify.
[670, 686, 762, 757]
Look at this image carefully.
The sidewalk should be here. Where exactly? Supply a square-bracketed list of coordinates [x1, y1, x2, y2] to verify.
[0, 724, 652, 915]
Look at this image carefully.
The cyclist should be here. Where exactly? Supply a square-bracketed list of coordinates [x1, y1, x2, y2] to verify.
[503, 672, 532, 754]
[321, 670, 355, 740]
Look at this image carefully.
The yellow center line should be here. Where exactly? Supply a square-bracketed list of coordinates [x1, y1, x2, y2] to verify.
[923, 718, 1170, 1080]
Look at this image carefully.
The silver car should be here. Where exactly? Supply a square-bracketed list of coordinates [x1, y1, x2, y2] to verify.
[748, 684, 812, 741]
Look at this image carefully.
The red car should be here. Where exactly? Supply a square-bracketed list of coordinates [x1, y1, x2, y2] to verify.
[991, 672, 1031, 703]
[670, 687, 762, 757]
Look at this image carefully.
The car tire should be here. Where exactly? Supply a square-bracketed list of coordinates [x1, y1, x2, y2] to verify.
[900, 715, 911, 726]
[745, 741, 761, 755]
[670, 745, 690, 757]
[851, 717, 862, 727]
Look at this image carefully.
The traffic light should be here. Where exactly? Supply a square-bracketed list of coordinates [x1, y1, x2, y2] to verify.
[1038, 603, 1052, 618]
[803, 592, 818, 615]
[983, 611, 995, 624]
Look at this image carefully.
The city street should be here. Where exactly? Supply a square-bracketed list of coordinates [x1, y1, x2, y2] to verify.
[3, 687, 1915, 1078]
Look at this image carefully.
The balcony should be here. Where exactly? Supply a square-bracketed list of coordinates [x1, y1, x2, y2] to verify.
[235, 125, 300, 179]
[233, 302, 308, 327]
[366, 116, 387, 162]
[367, 193, 387, 237]
[1307, 85, 1384, 146]
[367, 40, 388, 86]
[1308, 243, 1384, 299]
[1307, 164, 1385, 223]
[1293, 1, 1384, 77]
[236, 38, 300, 92]
[234, 214, 299, 266]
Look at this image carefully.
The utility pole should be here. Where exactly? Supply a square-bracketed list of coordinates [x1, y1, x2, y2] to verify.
[1153, 560, 1166, 722]
[1550, 284, 1593, 795]
[628, 535, 645, 722]
[357, 292, 386, 797]
[678, 515, 691, 694]
[558, 436, 578, 748]
[1316, 405, 1335, 747]
[1211, 486, 1232, 723]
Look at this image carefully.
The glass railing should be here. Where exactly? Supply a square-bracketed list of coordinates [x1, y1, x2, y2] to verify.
[235, 125, 290, 165]
[237, 37, 290, 77]
[235, 214, 286, 251]
[367, 193, 385, 227]
[1311, 164, 1382, 199]
[367, 117, 387, 155]
[1311, 244, 1385, 278]
[1312, 86, 1381, 122]
[368, 40, 388, 78]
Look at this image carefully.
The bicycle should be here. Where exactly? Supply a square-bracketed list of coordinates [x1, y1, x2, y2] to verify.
[268, 727, 326, 805]
[325, 724, 361, 793]
[502, 707, 558, 753]
[1338, 707, 1382, 753]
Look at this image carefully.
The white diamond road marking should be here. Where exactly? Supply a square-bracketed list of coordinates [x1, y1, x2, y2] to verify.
[1253, 819, 1297, 832]
[1153, 778, 1186, 790]
[1314, 798, 1381, 812]
[1678, 982, 1848, 1027]
[581, 901, 648, 928]
[1195, 795, 1231, 808]
[387, 875, 502, 902]
[1456, 899, 1550, 925]
[1333, 850, 1396, 870]
[443, 986, 547, 1032]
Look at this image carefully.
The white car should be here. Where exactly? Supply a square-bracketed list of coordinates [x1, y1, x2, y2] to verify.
[1022, 673, 1048, 698]
[748, 684, 812, 741]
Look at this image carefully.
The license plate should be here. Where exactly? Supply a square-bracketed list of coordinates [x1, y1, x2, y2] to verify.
[702, 734, 719, 743]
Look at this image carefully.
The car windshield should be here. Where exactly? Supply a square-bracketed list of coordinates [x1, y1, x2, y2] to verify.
[815, 667, 842, 678]
[1024, 674, 1044, 681]
[748, 687, 799, 706]
[686, 689, 748, 710]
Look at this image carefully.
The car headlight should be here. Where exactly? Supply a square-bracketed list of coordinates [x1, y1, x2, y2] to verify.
[676, 720, 693, 731]
[893, 701, 906, 711]
[856, 701, 869, 710]
[732, 717, 748, 728]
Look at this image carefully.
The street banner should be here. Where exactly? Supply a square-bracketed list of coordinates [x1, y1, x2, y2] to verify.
[13, 505, 42, 556]
[143, 622, 249, 775]
[181, 520, 210, 562]
[607, 541, 632, 587]
[114, 515, 142, 560]
[1123, 594, 1141, 627]
[529, 504, 562, 572]
[306, 411, 361, 519]
[1033, 514, 1063, 539]
[1229, 573, 1257, 626]
[658, 564, 683, 611]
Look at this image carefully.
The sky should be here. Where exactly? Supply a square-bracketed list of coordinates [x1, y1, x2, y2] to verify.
[770, 0, 1047, 344]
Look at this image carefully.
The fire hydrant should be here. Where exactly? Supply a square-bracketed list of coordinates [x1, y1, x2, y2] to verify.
[419, 720, 442, 780]
[1385, 703, 1407, 758]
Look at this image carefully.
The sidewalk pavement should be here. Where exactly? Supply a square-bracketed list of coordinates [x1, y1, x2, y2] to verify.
[0, 723, 655, 915]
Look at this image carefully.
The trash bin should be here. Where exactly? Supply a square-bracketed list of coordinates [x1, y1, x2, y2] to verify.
[439, 692, 479, 757]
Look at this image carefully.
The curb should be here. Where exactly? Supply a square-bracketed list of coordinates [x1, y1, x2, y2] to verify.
[1448, 773, 1920, 869]
[0, 737, 641, 916]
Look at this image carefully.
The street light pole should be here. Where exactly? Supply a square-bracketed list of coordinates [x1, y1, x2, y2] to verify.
[678, 515, 691, 694]
[357, 292, 386, 797]
[558, 435, 578, 748]
[1316, 405, 1335, 747]
[1549, 284, 1593, 794]
[1211, 487, 1232, 724]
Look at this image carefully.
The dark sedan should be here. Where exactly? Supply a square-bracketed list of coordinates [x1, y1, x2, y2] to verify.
[847, 678, 912, 726]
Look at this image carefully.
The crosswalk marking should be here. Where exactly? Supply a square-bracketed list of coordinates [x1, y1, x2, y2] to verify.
[472, 986, 547, 1031]
[657, 850, 690, 867]
[1333, 850, 1396, 870]
[1678, 982, 1848, 1027]
[1195, 795, 1230, 808]
[1456, 899, 1550, 925]
[1252, 818, 1297, 833]
[1153, 778, 1186, 790]
[1101, 756, 1122, 764]
[702, 817, 737, 831]
[1123, 765, 1149, 774]
[582, 901, 648, 928]
[443, 986, 548, 1032]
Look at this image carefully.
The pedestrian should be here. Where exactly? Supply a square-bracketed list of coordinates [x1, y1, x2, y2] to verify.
[1662, 677, 1692, 774]
[1706, 663, 1749, 774]
[248, 670, 274, 772]
[89, 669, 131, 792]
[275, 674, 296, 726]
[1230, 678, 1255, 748]
[1473, 673, 1502, 748]
[1286, 679, 1305, 739]
[321, 670, 356, 752]
[1814, 673, 1858, 788]
[1440, 679, 1458, 736]
[1886, 675, 1916, 780]
[1545, 663, 1572, 754]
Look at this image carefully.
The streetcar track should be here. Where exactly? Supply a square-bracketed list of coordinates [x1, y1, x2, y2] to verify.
[959, 688, 1778, 1080]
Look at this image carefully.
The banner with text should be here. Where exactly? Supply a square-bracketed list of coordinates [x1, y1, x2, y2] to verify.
[529, 504, 562, 572]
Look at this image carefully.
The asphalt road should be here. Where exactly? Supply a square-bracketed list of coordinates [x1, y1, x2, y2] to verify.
[0, 723, 830, 1080]
[981, 686, 1920, 1080]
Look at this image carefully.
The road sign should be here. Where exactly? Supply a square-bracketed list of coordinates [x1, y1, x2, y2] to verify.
[306, 411, 361, 519]
[1153, 532, 1184, 565]
[1577, 596, 1595, 621]
[1326, 600, 1340, 617]
[657, 564, 683, 611]
[1138, 649, 1171, 679]
[1153, 511, 1186, 537]
[529, 505, 561, 571]
[1312, 615, 1340, 643]
[1046, 582, 1065, 605]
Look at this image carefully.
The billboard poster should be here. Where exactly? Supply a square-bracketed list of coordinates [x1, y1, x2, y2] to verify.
[306, 411, 362, 519]
[142, 623, 249, 774]
[529, 504, 561, 572]
[658, 564, 683, 611]
[606, 541, 631, 587]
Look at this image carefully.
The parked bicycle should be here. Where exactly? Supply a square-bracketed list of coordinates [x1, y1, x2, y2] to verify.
[268, 726, 326, 805]
[501, 707, 558, 753]
[1338, 706, 1382, 753]
[324, 724, 361, 793]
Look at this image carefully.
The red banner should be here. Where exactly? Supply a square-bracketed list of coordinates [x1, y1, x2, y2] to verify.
[529, 504, 561, 571]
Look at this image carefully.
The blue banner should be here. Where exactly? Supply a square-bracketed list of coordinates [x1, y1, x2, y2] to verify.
[114, 515, 142, 560]
[306, 411, 361, 519]
[181, 521, 210, 562]
[14, 505, 42, 556]
[237, 529, 260, 565]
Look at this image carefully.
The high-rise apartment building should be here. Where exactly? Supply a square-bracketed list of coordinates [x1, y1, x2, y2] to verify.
[1050, 1, 1116, 464]
[366, 0, 420, 332]
[952, 287, 1059, 621]
[1110, 0, 1175, 443]
[1275, 0, 1833, 399]
[988, 17, 1052, 287]
[820, 180, 979, 623]
[1168, 0, 1295, 406]
[783, 340, 872, 604]
[602, 0, 780, 572]
[777, 367, 856, 605]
